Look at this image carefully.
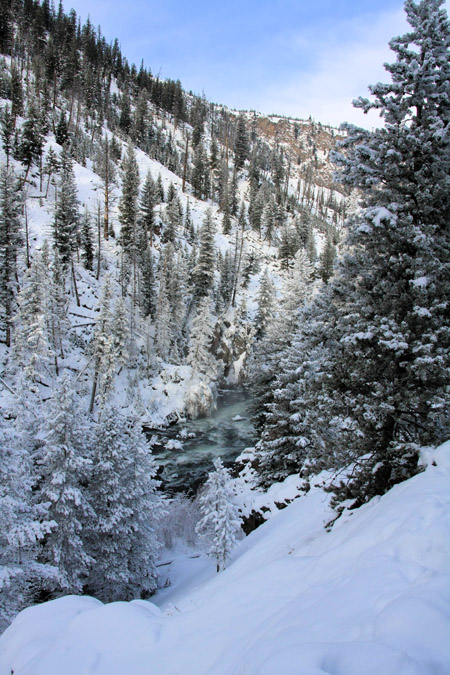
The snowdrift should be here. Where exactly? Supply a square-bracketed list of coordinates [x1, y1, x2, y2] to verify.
[1, 442, 450, 675]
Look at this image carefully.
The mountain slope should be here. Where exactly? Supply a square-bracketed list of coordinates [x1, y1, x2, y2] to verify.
[1, 442, 449, 675]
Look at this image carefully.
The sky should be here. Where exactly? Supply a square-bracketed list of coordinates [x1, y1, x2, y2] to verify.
[62, 0, 445, 129]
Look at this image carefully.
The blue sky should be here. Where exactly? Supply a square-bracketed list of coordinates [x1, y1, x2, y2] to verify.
[62, 0, 443, 128]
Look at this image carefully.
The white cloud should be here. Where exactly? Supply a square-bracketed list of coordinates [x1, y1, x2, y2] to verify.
[254, 8, 408, 128]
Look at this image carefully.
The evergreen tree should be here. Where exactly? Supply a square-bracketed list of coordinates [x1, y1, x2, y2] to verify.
[139, 245, 156, 317]
[80, 208, 94, 270]
[192, 142, 209, 200]
[89, 278, 117, 412]
[234, 114, 249, 171]
[19, 98, 44, 185]
[118, 141, 140, 255]
[187, 294, 216, 379]
[256, 0, 450, 506]
[0, 164, 23, 347]
[163, 194, 182, 244]
[193, 209, 216, 298]
[12, 251, 53, 384]
[55, 110, 69, 146]
[154, 273, 173, 362]
[139, 170, 156, 247]
[0, 413, 55, 631]
[1, 105, 15, 168]
[196, 457, 242, 572]
[319, 232, 336, 284]
[86, 405, 163, 602]
[94, 137, 118, 240]
[254, 268, 276, 340]
[53, 145, 79, 267]
[36, 374, 94, 593]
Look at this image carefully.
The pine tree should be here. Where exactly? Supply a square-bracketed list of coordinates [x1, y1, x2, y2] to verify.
[19, 98, 44, 185]
[89, 278, 117, 412]
[163, 194, 182, 244]
[0, 164, 23, 347]
[94, 136, 118, 240]
[80, 208, 94, 270]
[234, 114, 249, 171]
[85, 405, 163, 602]
[254, 268, 276, 340]
[36, 374, 94, 593]
[154, 273, 173, 362]
[319, 232, 336, 284]
[187, 294, 216, 379]
[53, 145, 79, 267]
[193, 209, 216, 298]
[118, 141, 140, 255]
[139, 170, 156, 247]
[257, 0, 450, 506]
[55, 110, 69, 146]
[196, 457, 242, 572]
[192, 142, 209, 200]
[12, 251, 53, 384]
[0, 413, 55, 631]
[1, 105, 15, 168]
[138, 244, 156, 317]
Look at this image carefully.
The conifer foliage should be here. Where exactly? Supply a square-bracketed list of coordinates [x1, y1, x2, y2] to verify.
[196, 457, 242, 572]
[256, 0, 450, 506]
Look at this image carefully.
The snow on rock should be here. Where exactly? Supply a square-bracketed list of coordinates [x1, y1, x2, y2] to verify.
[1, 442, 450, 674]
[184, 381, 216, 419]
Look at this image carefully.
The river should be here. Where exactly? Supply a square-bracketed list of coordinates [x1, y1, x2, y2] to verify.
[148, 388, 256, 494]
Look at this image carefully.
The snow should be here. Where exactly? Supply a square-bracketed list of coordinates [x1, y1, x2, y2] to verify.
[2, 441, 449, 675]
[411, 276, 429, 288]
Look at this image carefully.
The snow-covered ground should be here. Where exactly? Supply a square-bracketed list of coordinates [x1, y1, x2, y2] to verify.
[1, 441, 449, 675]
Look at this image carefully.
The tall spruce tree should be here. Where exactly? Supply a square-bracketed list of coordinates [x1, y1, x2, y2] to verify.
[255, 0, 450, 507]
[0, 164, 23, 347]
[193, 209, 216, 298]
[53, 146, 79, 268]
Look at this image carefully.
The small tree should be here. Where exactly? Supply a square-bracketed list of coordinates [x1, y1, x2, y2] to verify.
[196, 457, 242, 572]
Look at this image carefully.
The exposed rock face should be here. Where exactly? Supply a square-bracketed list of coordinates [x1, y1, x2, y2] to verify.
[212, 318, 253, 385]
[184, 381, 216, 419]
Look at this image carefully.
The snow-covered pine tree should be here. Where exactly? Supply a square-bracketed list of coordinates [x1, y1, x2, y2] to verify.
[0, 412, 56, 631]
[254, 268, 276, 340]
[11, 250, 53, 385]
[193, 208, 216, 298]
[85, 405, 163, 602]
[35, 373, 94, 594]
[118, 141, 140, 256]
[139, 169, 156, 247]
[89, 277, 117, 412]
[196, 457, 242, 572]
[256, 0, 450, 505]
[53, 145, 80, 268]
[0, 164, 23, 347]
[234, 114, 249, 171]
[186, 294, 216, 380]
[154, 272, 174, 362]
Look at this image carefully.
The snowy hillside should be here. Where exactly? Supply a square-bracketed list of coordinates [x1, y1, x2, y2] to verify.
[1, 441, 449, 675]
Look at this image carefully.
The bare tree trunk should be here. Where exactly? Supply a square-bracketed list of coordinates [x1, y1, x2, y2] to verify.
[96, 203, 102, 280]
[71, 259, 80, 307]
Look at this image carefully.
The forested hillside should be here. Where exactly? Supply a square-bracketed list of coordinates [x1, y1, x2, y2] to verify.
[0, 0, 449, 654]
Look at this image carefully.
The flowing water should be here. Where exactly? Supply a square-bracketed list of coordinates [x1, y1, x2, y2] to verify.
[148, 388, 256, 493]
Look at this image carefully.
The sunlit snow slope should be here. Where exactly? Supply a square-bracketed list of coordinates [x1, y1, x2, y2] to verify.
[1, 442, 449, 675]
